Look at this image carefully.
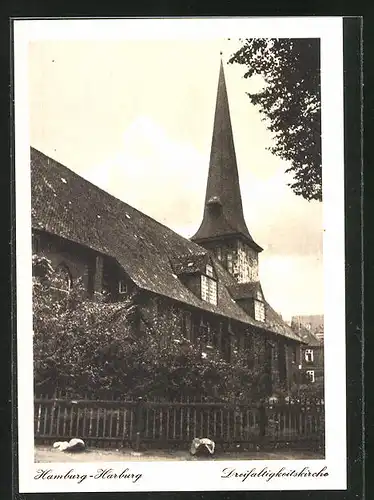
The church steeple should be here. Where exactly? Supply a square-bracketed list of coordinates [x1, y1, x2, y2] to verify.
[192, 58, 262, 252]
[191, 57, 262, 284]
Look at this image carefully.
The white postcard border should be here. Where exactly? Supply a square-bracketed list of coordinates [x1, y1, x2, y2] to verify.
[14, 16, 346, 493]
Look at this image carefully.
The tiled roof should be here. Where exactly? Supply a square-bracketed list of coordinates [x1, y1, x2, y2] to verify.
[291, 315, 324, 346]
[227, 282, 262, 300]
[169, 253, 208, 275]
[291, 324, 323, 347]
[31, 147, 300, 342]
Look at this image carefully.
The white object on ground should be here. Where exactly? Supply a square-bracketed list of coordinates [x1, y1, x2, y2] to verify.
[190, 437, 215, 456]
[52, 438, 85, 452]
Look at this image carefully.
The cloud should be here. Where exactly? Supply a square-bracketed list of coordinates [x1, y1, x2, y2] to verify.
[240, 168, 323, 257]
[87, 115, 208, 228]
[260, 254, 324, 321]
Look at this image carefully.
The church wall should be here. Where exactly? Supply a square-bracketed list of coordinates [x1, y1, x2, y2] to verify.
[33, 230, 95, 292]
[139, 293, 235, 361]
[138, 293, 301, 397]
[32, 229, 133, 301]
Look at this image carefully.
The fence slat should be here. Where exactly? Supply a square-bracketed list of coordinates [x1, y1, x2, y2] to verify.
[166, 409, 170, 440]
[130, 408, 134, 439]
[193, 408, 197, 438]
[109, 408, 113, 439]
[69, 406, 74, 437]
[180, 407, 184, 440]
[56, 404, 61, 437]
[227, 410, 230, 442]
[240, 410, 244, 440]
[152, 409, 156, 439]
[82, 408, 86, 438]
[43, 404, 48, 436]
[159, 409, 163, 439]
[103, 408, 107, 438]
[116, 409, 120, 438]
[173, 408, 176, 440]
[77, 407, 81, 437]
[186, 407, 189, 439]
[89, 408, 93, 437]
[145, 408, 149, 438]
[123, 408, 127, 441]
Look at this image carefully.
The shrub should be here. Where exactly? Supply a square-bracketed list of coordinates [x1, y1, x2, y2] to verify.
[33, 255, 261, 403]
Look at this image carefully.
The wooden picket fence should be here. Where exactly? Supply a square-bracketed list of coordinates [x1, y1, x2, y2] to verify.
[34, 394, 324, 451]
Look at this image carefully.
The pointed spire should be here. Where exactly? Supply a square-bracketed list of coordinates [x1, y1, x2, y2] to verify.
[191, 58, 262, 252]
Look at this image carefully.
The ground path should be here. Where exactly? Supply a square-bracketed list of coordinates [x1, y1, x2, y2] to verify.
[35, 445, 323, 462]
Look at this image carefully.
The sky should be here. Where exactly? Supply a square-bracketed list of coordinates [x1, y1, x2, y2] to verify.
[28, 38, 323, 321]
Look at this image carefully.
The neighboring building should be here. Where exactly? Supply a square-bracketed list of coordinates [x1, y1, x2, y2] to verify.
[31, 59, 304, 397]
[293, 314, 324, 342]
[291, 316, 324, 386]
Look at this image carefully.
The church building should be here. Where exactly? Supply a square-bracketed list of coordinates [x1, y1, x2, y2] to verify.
[31, 59, 303, 396]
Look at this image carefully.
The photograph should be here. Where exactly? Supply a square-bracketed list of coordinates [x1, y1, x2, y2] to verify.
[14, 17, 346, 493]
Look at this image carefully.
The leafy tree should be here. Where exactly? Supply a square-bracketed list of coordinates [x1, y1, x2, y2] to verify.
[229, 38, 321, 201]
[33, 255, 261, 403]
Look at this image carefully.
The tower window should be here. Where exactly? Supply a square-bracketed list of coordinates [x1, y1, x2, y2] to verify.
[254, 299, 265, 322]
[306, 370, 315, 383]
[206, 264, 214, 278]
[201, 275, 217, 305]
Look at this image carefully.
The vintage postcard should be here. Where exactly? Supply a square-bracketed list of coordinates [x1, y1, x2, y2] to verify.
[14, 17, 346, 493]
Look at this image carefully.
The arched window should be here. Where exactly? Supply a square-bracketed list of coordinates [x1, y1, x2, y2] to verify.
[55, 263, 73, 292]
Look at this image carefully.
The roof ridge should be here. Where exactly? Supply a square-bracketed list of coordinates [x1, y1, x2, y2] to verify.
[31, 146, 206, 254]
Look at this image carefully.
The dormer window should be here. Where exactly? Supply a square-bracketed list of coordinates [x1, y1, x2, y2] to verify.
[254, 299, 265, 322]
[118, 280, 127, 294]
[201, 275, 217, 305]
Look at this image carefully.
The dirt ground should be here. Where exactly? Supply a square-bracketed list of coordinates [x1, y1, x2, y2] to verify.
[35, 445, 323, 462]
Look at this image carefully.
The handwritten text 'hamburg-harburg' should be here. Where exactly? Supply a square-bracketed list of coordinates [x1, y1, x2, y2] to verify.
[34, 468, 142, 484]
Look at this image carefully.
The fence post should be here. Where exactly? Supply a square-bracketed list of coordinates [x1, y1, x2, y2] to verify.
[259, 400, 267, 446]
[134, 397, 145, 452]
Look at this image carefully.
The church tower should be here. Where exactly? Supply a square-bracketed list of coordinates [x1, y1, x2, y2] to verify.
[191, 58, 263, 284]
